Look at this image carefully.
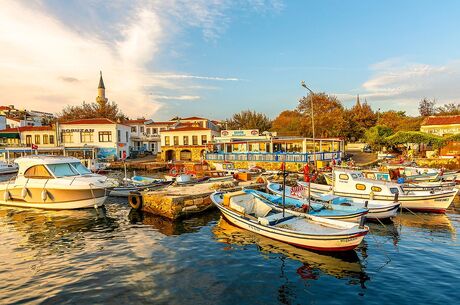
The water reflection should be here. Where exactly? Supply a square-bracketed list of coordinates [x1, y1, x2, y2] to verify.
[128, 208, 220, 236]
[212, 217, 369, 286]
[0, 206, 118, 254]
[393, 212, 456, 237]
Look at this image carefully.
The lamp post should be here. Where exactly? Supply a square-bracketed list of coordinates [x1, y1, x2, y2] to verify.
[300, 81, 316, 168]
[301, 81, 316, 207]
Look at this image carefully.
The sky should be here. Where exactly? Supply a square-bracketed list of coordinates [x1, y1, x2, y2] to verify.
[1, 0, 460, 120]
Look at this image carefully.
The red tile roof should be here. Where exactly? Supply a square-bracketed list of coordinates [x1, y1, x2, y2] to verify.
[422, 115, 460, 126]
[0, 126, 53, 133]
[0, 106, 12, 111]
[147, 121, 176, 126]
[60, 118, 116, 125]
[161, 127, 211, 132]
[181, 116, 207, 120]
[124, 119, 150, 124]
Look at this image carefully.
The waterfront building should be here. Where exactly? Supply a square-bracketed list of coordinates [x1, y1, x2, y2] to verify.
[0, 105, 54, 127]
[205, 129, 344, 169]
[421, 115, 460, 157]
[125, 119, 160, 154]
[160, 124, 220, 161]
[59, 118, 131, 160]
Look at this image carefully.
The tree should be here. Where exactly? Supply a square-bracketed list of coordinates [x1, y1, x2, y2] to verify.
[345, 98, 377, 141]
[296, 93, 348, 138]
[271, 110, 303, 136]
[419, 98, 436, 116]
[436, 103, 460, 116]
[377, 110, 422, 132]
[58, 99, 127, 121]
[225, 110, 272, 132]
[386, 131, 445, 149]
[363, 125, 393, 150]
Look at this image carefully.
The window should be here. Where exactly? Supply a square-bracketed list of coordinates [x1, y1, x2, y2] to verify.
[131, 126, 137, 133]
[24, 165, 53, 179]
[390, 187, 400, 194]
[192, 135, 198, 145]
[351, 174, 358, 179]
[26, 135, 32, 145]
[117, 130, 121, 142]
[47, 163, 79, 177]
[201, 135, 207, 145]
[339, 174, 349, 180]
[80, 131, 94, 143]
[126, 131, 129, 142]
[183, 136, 189, 145]
[34, 135, 40, 144]
[173, 136, 179, 145]
[70, 162, 92, 175]
[140, 126, 144, 133]
[43, 134, 49, 144]
[152, 128, 158, 134]
[165, 136, 170, 146]
[355, 183, 366, 191]
[61, 132, 73, 143]
[49, 135, 55, 144]
[146, 128, 151, 134]
[371, 186, 382, 192]
[99, 131, 112, 142]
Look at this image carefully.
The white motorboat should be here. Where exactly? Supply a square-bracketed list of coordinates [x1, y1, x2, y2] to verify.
[0, 161, 19, 175]
[211, 190, 368, 252]
[298, 169, 458, 213]
[0, 155, 117, 209]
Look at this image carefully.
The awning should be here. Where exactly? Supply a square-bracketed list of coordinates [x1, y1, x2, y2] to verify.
[0, 133, 20, 139]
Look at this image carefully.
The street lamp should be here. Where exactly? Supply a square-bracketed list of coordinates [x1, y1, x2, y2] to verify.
[300, 81, 316, 169]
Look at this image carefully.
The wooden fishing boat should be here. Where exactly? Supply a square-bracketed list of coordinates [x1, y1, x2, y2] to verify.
[266, 182, 400, 220]
[211, 191, 368, 252]
[298, 169, 458, 213]
[256, 185, 368, 222]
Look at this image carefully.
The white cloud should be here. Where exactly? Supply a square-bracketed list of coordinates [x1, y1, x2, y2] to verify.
[336, 59, 460, 114]
[0, 0, 282, 118]
[155, 74, 241, 81]
[151, 95, 201, 101]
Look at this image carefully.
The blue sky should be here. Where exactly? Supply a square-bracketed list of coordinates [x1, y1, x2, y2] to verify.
[1, 0, 459, 120]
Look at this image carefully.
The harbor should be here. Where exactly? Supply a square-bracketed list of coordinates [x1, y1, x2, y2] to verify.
[0, 189, 459, 304]
[2, 1, 460, 304]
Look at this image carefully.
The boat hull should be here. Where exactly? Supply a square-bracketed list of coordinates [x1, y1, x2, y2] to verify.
[212, 194, 367, 252]
[300, 182, 456, 213]
[0, 187, 107, 209]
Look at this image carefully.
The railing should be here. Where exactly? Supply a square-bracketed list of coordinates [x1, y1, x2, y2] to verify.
[205, 151, 343, 162]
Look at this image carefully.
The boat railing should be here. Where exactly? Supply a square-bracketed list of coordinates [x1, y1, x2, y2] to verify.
[205, 151, 343, 163]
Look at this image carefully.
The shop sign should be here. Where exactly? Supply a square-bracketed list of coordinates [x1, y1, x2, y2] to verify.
[221, 129, 259, 137]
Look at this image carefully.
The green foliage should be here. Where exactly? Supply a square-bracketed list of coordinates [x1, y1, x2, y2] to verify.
[58, 100, 127, 121]
[444, 133, 460, 142]
[296, 93, 348, 138]
[226, 110, 272, 132]
[364, 125, 393, 149]
[385, 131, 446, 148]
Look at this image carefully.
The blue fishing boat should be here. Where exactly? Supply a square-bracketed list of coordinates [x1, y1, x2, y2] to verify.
[244, 188, 368, 223]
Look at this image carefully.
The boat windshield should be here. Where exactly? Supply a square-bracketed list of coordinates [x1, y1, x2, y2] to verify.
[47, 163, 80, 177]
[70, 162, 92, 175]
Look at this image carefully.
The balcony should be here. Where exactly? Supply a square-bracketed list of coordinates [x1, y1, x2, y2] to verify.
[131, 133, 160, 141]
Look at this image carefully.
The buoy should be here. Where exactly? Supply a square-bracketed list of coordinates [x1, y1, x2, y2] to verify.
[21, 187, 28, 198]
[4, 191, 10, 201]
[128, 192, 143, 210]
[41, 190, 48, 201]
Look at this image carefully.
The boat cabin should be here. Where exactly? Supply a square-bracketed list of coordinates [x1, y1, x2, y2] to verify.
[15, 155, 93, 181]
[332, 170, 403, 197]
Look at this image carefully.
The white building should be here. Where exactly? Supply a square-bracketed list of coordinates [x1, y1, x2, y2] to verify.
[59, 118, 131, 160]
[125, 119, 160, 154]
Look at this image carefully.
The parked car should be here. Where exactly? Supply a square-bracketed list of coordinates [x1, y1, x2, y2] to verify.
[363, 145, 372, 153]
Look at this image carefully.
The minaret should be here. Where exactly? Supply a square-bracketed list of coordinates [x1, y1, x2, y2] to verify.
[96, 71, 108, 106]
[356, 94, 361, 107]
